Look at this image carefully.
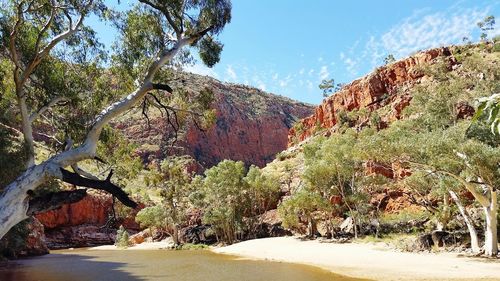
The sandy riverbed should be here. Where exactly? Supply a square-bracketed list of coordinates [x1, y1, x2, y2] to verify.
[89, 236, 500, 280]
[213, 236, 500, 281]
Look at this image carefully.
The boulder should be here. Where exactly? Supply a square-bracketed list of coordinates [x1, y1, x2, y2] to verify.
[339, 217, 355, 233]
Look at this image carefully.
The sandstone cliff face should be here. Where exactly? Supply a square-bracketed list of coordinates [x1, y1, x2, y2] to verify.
[288, 47, 455, 144]
[36, 194, 112, 229]
[35, 194, 115, 248]
[117, 72, 314, 168]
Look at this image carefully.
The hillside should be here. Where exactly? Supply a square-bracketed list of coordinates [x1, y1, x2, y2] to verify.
[262, 42, 499, 238]
[115, 72, 314, 168]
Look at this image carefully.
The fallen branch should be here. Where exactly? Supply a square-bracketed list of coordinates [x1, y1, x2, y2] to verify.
[59, 168, 137, 208]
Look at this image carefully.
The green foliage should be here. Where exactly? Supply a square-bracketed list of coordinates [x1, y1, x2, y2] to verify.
[319, 78, 343, 97]
[477, 15, 495, 41]
[198, 36, 223, 67]
[196, 160, 247, 244]
[244, 165, 281, 229]
[175, 243, 209, 250]
[135, 205, 168, 230]
[384, 54, 396, 65]
[336, 109, 351, 128]
[115, 0, 231, 78]
[115, 225, 130, 248]
[278, 189, 329, 236]
[379, 209, 430, 226]
[143, 156, 197, 244]
[474, 93, 500, 135]
[190, 160, 280, 243]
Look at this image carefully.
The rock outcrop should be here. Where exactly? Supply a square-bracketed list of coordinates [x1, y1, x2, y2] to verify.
[35, 194, 117, 248]
[288, 47, 455, 144]
[117, 72, 314, 168]
[36, 194, 112, 229]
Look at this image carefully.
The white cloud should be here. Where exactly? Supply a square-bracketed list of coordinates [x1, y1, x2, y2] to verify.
[184, 63, 219, 78]
[299, 68, 305, 75]
[319, 66, 329, 80]
[318, 56, 324, 62]
[308, 69, 314, 76]
[226, 65, 237, 80]
[370, 7, 489, 63]
[272, 73, 279, 80]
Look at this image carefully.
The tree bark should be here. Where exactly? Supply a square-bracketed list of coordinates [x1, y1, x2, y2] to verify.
[484, 191, 498, 256]
[17, 95, 35, 167]
[448, 190, 480, 254]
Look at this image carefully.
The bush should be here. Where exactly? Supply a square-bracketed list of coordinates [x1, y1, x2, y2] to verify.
[115, 225, 130, 248]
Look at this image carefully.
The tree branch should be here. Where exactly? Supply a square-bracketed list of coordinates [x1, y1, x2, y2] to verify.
[59, 168, 137, 208]
[151, 83, 173, 92]
[34, 0, 57, 55]
[407, 161, 490, 207]
[27, 189, 87, 216]
[29, 96, 69, 123]
[138, 0, 182, 37]
[188, 25, 215, 45]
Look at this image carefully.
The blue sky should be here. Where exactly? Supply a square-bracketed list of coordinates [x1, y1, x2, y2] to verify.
[89, 0, 500, 105]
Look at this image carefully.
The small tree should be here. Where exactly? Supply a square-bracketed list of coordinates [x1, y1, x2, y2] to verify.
[477, 15, 495, 42]
[319, 79, 343, 98]
[115, 225, 130, 248]
[244, 165, 280, 236]
[303, 133, 371, 238]
[384, 54, 396, 65]
[144, 157, 195, 245]
[135, 205, 168, 237]
[278, 189, 329, 237]
[195, 160, 248, 244]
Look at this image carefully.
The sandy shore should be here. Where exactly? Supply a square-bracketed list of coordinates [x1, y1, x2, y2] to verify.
[213, 236, 500, 281]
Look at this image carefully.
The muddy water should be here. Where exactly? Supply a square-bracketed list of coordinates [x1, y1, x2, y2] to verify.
[0, 249, 364, 281]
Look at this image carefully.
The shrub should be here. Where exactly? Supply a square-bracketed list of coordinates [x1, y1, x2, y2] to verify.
[115, 225, 131, 248]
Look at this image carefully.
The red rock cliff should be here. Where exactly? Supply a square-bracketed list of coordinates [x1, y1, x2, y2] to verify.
[118, 72, 314, 168]
[288, 47, 455, 145]
[36, 194, 112, 229]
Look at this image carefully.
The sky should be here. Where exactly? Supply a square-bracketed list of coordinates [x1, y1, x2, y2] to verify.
[88, 0, 500, 105]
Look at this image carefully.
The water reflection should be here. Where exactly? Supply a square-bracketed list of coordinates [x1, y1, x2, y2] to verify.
[0, 249, 364, 281]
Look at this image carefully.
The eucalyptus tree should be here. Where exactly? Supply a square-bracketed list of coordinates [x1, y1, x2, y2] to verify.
[365, 120, 500, 256]
[302, 132, 371, 238]
[198, 160, 248, 244]
[0, 0, 231, 240]
[142, 156, 195, 245]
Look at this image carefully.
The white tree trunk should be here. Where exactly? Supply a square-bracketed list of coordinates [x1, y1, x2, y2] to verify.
[0, 164, 53, 239]
[449, 191, 480, 254]
[17, 96, 35, 167]
[484, 191, 498, 256]
[0, 41, 187, 240]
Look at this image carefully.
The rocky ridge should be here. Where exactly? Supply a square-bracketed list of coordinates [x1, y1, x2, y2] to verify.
[288, 47, 456, 145]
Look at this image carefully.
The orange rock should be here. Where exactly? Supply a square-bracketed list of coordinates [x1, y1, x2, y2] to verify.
[288, 47, 456, 145]
[36, 194, 112, 229]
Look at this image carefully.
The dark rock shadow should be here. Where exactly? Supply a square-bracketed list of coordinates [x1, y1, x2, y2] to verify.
[0, 252, 144, 281]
